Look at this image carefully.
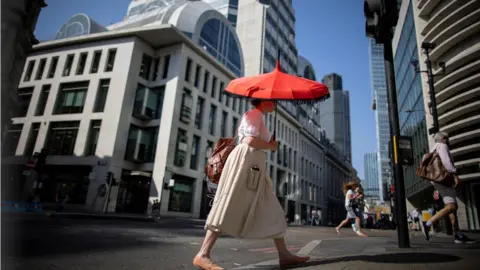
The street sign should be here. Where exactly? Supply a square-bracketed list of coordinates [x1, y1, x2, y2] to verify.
[393, 135, 414, 166]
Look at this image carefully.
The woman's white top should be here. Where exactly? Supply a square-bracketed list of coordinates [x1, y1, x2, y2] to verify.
[238, 108, 271, 143]
[345, 189, 356, 207]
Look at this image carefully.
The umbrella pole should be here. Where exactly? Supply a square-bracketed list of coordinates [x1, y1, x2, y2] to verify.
[273, 101, 277, 141]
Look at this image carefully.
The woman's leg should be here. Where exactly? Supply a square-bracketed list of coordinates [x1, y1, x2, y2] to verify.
[274, 238, 310, 266]
[193, 230, 223, 269]
[355, 217, 367, 237]
[335, 218, 349, 234]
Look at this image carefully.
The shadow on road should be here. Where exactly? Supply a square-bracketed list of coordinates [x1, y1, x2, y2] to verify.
[242, 253, 462, 270]
[2, 218, 168, 259]
[298, 252, 461, 267]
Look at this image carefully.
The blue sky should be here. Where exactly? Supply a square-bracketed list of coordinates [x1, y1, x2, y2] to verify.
[34, 0, 377, 179]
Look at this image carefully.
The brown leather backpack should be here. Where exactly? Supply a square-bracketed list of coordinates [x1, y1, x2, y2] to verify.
[416, 150, 452, 183]
[204, 137, 237, 184]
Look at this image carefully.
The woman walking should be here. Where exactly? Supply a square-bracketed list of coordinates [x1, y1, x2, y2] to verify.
[193, 100, 310, 270]
[335, 182, 367, 237]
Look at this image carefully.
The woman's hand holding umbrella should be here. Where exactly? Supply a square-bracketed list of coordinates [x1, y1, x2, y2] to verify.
[268, 138, 278, 151]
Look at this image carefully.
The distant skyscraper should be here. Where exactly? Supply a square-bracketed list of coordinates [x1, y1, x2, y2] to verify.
[319, 73, 352, 162]
[364, 152, 380, 199]
[368, 38, 392, 203]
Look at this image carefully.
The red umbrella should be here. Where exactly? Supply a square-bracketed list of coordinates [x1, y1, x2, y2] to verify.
[225, 61, 330, 139]
[225, 61, 329, 101]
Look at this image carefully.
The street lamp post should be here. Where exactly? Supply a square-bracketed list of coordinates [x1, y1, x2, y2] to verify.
[411, 42, 446, 135]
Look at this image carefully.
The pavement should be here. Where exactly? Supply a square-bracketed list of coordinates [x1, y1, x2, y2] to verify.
[2, 214, 479, 270]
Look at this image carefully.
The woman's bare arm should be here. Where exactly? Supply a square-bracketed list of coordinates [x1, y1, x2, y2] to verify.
[242, 136, 274, 151]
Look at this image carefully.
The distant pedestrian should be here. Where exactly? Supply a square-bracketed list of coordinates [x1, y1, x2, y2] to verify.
[56, 183, 69, 212]
[335, 182, 367, 237]
[311, 208, 318, 226]
[412, 209, 420, 231]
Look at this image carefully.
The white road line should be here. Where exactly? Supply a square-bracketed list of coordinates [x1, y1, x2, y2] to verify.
[297, 240, 322, 255]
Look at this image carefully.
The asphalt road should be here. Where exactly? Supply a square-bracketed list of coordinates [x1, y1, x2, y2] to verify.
[1, 215, 351, 270]
[1, 214, 447, 270]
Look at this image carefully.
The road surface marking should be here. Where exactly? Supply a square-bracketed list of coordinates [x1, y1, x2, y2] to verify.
[297, 240, 322, 255]
[248, 245, 300, 253]
[263, 247, 300, 254]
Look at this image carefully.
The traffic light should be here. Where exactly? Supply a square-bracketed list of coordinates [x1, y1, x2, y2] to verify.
[364, 0, 398, 43]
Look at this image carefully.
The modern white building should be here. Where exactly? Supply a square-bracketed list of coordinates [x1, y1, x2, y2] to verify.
[393, 0, 480, 230]
[2, 1, 248, 218]
[3, 0, 356, 223]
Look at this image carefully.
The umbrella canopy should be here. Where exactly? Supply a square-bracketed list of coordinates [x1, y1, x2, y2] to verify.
[225, 61, 330, 102]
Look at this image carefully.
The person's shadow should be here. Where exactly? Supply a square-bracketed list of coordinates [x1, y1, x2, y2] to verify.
[242, 252, 461, 269]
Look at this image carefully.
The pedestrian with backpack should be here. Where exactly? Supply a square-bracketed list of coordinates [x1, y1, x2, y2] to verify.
[416, 132, 475, 244]
[194, 99, 310, 270]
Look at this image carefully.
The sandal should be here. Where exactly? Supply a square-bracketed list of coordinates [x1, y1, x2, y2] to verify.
[193, 256, 224, 270]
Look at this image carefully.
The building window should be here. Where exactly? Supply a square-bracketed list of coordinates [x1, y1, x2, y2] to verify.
[174, 129, 188, 167]
[124, 125, 158, 163]
[35, 58, 47, 80]
[139, 54, 152, 80]
[85, 120, 101, 156]
[45, 121, 80, 155]
[209, 105, 217, 135]
[179, 88, 193, 124]
[105, 49, 117, 72]
[90, 51, 102, 73]
[195, 97, 205, 129]
[190, 135, 200, 170]
[35, 85, 51, 116]
[211, 76, 217, 98]
[168, 177, 193, 213]
[232, 117, 238, 137]
[194, 64, 201, 88]
[16, 87, 34, 117]
[203, 70, 210, 93]
[205, 140, 214, 166]
[47, 57, 59, 78]
[293, 151, 297, 171]
[219, 82, 225, 103]
[132, 84, 165, 120]
[162, 55, 170, 79]
[74, 52, 87, 75]
[54, 81, 89, 114]
[185, 58, 193, 82]
[62, 54, 74, 76]
[232, 98, 237, 112]
[152, 58, 160, 81]
[2, 124, 23, 156]
[221, 111, 228, 137]
[24, 123, 40, 157]
[93, 79, 110, 113]
[24, 60, 35, 81]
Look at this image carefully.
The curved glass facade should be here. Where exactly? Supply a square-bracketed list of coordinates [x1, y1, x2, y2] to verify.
[394, 2, 429, 199]
[56, 14, 91, 40]
[56, 14, 106, 40]
[199, 18, 242, 76]
[303, 66, 316, 81]
[126, 0, 176, 18]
